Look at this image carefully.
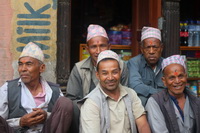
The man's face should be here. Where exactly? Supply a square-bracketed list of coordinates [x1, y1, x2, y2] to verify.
[18, 57, 45, 85]
[96, 59, 121, 94]
[87, 36, 110, 66]
[162, 64, 187, 97]
[140, 38, 163, 68]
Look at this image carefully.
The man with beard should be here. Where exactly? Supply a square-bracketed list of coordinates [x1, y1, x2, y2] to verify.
[145, 55, 200, 133]
[0, 42, 73, 133]
[127, 26, 165, 106]
[79, 50, 151, 133]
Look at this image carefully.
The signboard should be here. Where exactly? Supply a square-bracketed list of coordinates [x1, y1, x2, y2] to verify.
[11, 0, 58, 82]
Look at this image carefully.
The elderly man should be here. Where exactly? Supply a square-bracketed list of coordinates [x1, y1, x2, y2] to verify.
[66, 24, 129, 132]
[145, 55, 200, 133]
[80, 50, 151, 133]
[0, 42, 73, 133]
[127, 26, 165, 106]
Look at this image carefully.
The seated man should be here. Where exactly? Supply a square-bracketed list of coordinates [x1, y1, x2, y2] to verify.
[127, 26, 165, 106]
[66, 24, 129, 132]
[0, 42, 73, 133]
[145, 55, 200, 133]
[79, 50, 151, 133]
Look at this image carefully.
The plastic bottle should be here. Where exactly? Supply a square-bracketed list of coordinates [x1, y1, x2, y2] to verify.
[188, 20, 195, 46]
[183, 22, 188, 46]
[193, 21, 200, 47]
[180, 22, 185, 46]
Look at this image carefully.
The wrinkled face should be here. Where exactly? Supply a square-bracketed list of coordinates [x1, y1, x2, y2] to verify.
[96, 59, 121, 94]
[162, 64, 187, 97]
[87, 36, 110, 66]
[141, 38, 163, 69]
[18, 57, 45, 85]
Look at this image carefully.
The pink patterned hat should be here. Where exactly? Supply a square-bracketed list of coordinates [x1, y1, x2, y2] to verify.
[87, 24, 109, 42]
[141, 26, 161, 42]
[19, 42, 44, 62]
[162, 55, 186, 70]
[97, 50, 119, 65]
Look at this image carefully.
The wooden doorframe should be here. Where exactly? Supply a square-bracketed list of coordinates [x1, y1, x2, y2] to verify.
[56, 0, 71, 86]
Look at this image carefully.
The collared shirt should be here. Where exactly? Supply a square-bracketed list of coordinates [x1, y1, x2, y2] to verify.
[0, 77, 63, 133]
[80, 85, 145, 133]
[145, 96, 195, 133]
[127, 54, 164, 105]
[33, 86, 46, 107]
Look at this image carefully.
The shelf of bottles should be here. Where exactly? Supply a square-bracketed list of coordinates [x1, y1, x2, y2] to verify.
[180, 20, 200, 47]
[180, 20, 200, 96]
[180, 20, 200, 58]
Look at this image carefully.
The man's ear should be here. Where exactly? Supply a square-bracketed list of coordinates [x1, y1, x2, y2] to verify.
[108, 43, 111, 50]
[162, 76, 166, 87]
[160, 43, 164, 53]
[40, 64, 46, 73]
[140, 45, 144, 54]
[96, 71, 100, 80]
[86, 44, 89, 53]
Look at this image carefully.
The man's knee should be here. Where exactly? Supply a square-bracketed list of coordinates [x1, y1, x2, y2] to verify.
[0, 116, 13, 133]
[56, 97, 73, 114]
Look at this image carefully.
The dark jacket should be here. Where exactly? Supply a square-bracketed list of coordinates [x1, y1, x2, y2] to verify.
[152, 88, 200, 133]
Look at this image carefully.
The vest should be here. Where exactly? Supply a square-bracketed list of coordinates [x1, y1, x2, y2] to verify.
[152, 89, 200, 133]
[7, 78, 60, 119]
[79, 84, 137, 133]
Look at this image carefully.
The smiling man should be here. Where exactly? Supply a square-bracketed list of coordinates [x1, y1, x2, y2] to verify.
[127, 26, 165, 106]
[145, 55, 200, 133]
[0, 42, 73, 133]
[80, 50, 151, 133]
[66, 24, 129, 132]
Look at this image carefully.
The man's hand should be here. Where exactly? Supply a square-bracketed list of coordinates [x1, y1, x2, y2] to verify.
[20, 108, 47, 127]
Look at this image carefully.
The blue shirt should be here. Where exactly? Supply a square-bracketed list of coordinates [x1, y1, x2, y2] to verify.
[127, 54, 165, 105]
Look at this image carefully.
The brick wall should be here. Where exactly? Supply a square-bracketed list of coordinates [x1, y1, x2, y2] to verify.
[0, 0, 13, 86]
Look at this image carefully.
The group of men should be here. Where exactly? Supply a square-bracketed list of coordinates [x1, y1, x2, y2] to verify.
[0, 24, 199, 133]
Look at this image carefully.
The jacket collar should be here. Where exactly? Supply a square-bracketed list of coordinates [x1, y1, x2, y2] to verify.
[80, 57, 94, 71]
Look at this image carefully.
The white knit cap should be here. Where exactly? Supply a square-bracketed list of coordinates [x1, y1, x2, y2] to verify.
[87, 24, 109, 42]
[141, 26, 161, 42]
[97, 50, 119, 65]
[162, 55, 186, 70]
[19, 42, 44, 62]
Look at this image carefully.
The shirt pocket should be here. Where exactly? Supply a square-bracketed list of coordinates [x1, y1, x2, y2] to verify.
[187, 112, 195, 132]
[156, 82, 164, 88]
[142, 79, 152, 86]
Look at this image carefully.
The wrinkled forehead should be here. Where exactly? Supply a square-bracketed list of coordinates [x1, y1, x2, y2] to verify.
[163, 63, 185, 75]
[18, 56, 40, 63]
[87, 36, 109, 45]
[143, 38, 161, 45]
